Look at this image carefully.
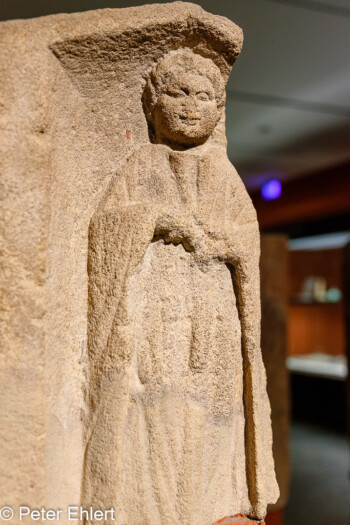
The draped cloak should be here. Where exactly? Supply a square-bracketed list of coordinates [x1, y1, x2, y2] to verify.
[82, 144, 279, 524]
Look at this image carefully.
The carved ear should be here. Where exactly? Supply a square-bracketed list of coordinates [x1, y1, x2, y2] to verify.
[49, 3, 243, 98]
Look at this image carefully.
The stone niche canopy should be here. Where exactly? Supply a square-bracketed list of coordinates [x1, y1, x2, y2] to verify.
[50, 2, 243, 98]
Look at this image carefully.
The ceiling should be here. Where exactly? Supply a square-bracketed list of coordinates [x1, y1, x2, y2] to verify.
[1, 0, 350, 190]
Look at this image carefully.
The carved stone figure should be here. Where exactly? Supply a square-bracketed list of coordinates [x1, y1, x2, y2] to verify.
[83, 48, 279, 524]
[0, 2, 278, 522]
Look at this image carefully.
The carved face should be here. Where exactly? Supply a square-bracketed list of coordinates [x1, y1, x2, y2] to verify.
[152, 71, 221, 148]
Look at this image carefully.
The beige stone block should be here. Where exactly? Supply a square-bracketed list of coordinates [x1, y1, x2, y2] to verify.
[0, 3, 278, 523]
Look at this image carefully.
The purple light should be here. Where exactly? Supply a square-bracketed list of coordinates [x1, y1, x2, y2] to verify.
[261, 179, 282, 201]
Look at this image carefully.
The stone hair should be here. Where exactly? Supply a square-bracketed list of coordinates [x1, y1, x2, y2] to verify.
[143, 48, 226, 121]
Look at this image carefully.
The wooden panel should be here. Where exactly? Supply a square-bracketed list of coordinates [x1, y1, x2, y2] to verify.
[288, 302, 345, 355]
[260, 235, 290, 510]
[265, 510, 284, 525]
[288, 248, 345, 356]
[343, 243, 350, 434]
[289, 248, 343, 297]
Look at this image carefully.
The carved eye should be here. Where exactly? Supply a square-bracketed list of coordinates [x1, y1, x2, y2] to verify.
[196, 92, 210, 101]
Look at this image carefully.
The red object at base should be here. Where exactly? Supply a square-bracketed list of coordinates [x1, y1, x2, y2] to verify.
[213, 514, 266, 525]
[265, 510, 283, 525]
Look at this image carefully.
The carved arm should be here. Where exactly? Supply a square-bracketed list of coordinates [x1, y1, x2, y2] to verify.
[225, 222, 279, 519]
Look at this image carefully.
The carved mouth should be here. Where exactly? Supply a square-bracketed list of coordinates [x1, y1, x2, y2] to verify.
[179, 115, 201, 125]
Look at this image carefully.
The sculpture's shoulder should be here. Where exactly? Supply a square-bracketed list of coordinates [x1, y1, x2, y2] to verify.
[204, 147, 257, 226]
[123, 143, 163, 165]
[117, 142, 163, 179]
[97, 144, 167, 213]
[122, 143, 170, 169]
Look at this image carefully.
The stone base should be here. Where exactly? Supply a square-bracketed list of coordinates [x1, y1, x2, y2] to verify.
[213, 515, 266, 525]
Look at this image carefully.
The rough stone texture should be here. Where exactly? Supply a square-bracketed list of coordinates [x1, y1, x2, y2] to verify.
[260, 236, 290, 512]
[0, 3, 278, 524]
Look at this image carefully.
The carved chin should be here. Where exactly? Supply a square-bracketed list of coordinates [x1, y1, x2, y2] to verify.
[162, 122, 215, 145]
[178, 128, 209, 142]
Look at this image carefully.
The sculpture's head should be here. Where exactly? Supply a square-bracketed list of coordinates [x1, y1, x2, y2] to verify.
[144, 48, 225, 149]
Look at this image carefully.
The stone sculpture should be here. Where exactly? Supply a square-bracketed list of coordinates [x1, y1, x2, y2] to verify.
[83, 45, 278, 525]
[0, 3, 278, 523]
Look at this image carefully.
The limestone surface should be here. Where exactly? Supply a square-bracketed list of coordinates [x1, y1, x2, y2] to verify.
[0, 3, 278, 524]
